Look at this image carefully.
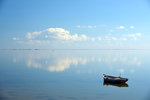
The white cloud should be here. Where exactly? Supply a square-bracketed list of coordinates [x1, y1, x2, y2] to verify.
[104, 36, 118, 41]
[22, 27, 142, 45]
[47, 28, 88, 41]
[81, 34, 88, 40]
[12, 37, 19, 40]
[91, 37, 95, 41]
[26, 28, 88, 41]
[98, 37, 102, 40]
[75, 25, 96, 29]
[121, 38, 127, 41]
[104, 36, 112, 41]
[117, 26, 125, 29]
[47, 28, 69, 34]
[136, 33, 142, 37]
[128, 33, 142, 40]
[26, 32, 32, 39]
[111, 37, 118, 40]
[87, 25, 96, 28]
[26, 31, 43, 39]
[130, 26, 135, 29]
[76, 25, 81, 28]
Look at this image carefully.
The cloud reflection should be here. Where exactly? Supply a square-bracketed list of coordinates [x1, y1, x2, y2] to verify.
[48, 58, 87, 72]
[13, 50, 142, 73]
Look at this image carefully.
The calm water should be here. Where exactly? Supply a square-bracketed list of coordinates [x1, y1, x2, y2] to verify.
[0, 50, 150, 100]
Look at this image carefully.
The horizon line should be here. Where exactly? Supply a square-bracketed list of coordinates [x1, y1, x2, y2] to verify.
[0, 48, 149, 51]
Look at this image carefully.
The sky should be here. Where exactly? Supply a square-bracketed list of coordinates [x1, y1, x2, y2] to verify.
[0, 0, 150, 49]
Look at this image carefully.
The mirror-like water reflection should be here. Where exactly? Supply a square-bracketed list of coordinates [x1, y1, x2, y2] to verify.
[12, 50, 142, 73]
[0, 50, 150, 100]
[103, 82, 129, 88]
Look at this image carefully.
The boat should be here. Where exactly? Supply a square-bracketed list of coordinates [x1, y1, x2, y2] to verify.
[103, 74, 128, 83]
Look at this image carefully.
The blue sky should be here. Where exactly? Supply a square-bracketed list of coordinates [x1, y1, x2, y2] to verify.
[0, 0, 150, 49]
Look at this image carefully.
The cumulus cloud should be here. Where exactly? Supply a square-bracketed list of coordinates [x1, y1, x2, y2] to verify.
[14, 26, 142, 45]
[47, 28, 88, 41]
[26, 28, 88, 41]
[80, 34, 88, 40]
[117, 26, 125, 29]
[26, 31, 43, 39]
[47, 28, 69, 34]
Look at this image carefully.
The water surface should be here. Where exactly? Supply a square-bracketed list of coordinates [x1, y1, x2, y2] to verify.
[0, 50, 150, 100]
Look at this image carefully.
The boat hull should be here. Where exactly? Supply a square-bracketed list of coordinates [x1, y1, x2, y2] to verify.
[103, 74, 128, 83]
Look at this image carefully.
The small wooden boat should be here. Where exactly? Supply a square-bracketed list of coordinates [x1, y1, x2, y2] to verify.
[103, 74, 128, 83]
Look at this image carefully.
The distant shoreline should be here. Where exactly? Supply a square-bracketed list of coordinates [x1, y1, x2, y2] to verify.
[0, 49, 148, 51]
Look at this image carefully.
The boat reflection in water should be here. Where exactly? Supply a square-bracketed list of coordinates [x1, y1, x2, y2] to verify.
[103, 82, 129, 88]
